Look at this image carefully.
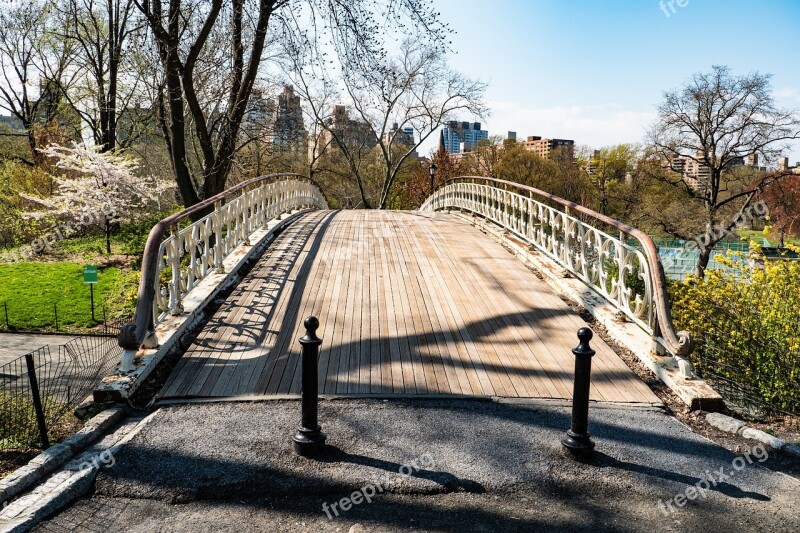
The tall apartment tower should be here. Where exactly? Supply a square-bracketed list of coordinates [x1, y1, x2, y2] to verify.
[441, 121, 488, 153]
[243, 85, 308, 163]
[270, 85, 308, 161]
[386, 122, 415, 147]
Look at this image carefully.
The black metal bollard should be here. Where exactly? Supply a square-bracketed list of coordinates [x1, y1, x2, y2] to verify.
[562, 327, 596, 456]
[292, 316, 327, 456]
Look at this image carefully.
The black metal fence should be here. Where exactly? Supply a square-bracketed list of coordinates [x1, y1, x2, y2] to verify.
[0, 302, 121, 334]
[0, 324, 124, 451]
[691, 337, 800, 428]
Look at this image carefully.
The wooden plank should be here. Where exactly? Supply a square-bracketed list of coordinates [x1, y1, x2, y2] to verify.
[268, 212, 334, 394]
[415, 216, 519, 397]
[157, 210, 659, 405]
[411, 216, 492, 395]
[286, 210, 342, 394]
[397, 215, 448, 394]
[367, 217, 383, 393]
[392, 213, 431, 393]
[311, 211, 344, 393]
[378, 211, 404, 394]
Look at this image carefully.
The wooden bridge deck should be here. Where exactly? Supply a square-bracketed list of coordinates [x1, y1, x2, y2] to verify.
[158, 210, 660, 404]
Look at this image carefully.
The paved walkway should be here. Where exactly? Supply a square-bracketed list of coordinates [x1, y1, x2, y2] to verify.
[159, 211, 658, 404]
[36, 400, 800, 532]
[0, 333, 77, 367]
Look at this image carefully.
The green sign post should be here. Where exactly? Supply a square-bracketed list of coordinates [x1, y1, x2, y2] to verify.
[83, 265, 98, 321]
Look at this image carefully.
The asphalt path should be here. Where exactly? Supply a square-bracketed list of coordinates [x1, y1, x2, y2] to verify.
[37, 399, 800, 532]
[0, 333, 77, 367]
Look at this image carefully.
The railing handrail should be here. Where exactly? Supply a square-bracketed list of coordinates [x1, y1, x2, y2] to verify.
[426, 176, 693, 358]
[119, 173, 326, 352]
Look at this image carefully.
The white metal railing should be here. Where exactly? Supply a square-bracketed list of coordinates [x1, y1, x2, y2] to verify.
[421, 177, 693, 359]
[119, 174, 327, 356]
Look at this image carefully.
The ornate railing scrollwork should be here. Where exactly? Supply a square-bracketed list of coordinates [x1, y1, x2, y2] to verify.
[420, 176, 693, 360]
[118, 173, 328, 361]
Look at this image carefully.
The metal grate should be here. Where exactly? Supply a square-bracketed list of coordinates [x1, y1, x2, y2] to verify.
[692, 338, 800, 427]
[0, 331, 123, 451]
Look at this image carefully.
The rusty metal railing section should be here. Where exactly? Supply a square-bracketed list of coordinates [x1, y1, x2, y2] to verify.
[420, 177, 693, 359]
[118, 174, 327, 360]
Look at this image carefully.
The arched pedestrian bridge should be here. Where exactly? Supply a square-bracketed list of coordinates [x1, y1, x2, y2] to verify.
[101, 174, 716, 409]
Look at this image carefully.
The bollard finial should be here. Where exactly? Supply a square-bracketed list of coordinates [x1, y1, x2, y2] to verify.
[573, 327, 596, 358]
[300, 316, 322, 346]
[304, 315, 319, 333]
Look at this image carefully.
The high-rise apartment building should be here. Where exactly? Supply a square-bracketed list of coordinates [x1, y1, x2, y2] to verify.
[320, 105, 378, 155]
[519, 135, 574, 159]
[244, 85, 308, 162]
[270, 85, 307, 158]
[442, 121, 488, 153]
[386, 122, 415, 148]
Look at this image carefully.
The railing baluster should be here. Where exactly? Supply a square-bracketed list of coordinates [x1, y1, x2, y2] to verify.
[119, 175, 328, 356]
[419, 177, 692, 360]
[169, 225, 184, 315]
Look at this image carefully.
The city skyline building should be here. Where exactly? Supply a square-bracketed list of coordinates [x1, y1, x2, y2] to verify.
[386, 122, 415, 148]
[243, 85, 309, 163]
[270, 85, 308, 159]
[519, 135, 574, 160]
[442, 121, 488, 153]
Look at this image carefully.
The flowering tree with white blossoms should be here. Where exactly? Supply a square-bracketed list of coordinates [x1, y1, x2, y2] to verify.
[20, 143, 174, 254]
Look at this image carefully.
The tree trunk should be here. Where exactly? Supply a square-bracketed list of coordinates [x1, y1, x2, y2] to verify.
[695, 247, 711, 278]
[105, 217, 112, 254]
[164, 54, 200, 210]
[104, 55, 119, 152]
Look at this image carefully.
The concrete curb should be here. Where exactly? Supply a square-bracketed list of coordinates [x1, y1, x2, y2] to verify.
[457, 213, 724, 411]
[0, 406, 126, 506]
[0, 410, 158, 533]
[705, 412, 800, 458]
[94, 209, 312, 403]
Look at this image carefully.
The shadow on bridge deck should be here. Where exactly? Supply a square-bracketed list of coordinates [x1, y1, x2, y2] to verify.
[157, 210, 660, 405]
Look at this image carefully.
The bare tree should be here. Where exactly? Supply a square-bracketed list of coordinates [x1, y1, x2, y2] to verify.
[0, 1, 78, 164]
[279, 3, 482, 208]
[132, 0, 283, 208]
[132, 0, 451, 210]
[60, 0, 144, 152]
[648, 65, 800, 276]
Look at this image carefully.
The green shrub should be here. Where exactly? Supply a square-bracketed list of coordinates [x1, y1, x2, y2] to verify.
[670, 249, 800, 415]
[0, 161, 53, 248]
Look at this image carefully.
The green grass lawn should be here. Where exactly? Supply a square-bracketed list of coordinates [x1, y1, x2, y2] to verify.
[0, 262, 135, 331]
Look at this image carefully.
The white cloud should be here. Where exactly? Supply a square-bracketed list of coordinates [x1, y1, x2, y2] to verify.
[774, 88, 800, 106]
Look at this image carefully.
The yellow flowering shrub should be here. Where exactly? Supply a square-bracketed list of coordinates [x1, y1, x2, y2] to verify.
[670, 248, 800, 415]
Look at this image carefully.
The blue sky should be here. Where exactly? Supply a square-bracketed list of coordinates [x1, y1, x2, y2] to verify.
[421, 0, 800, 163]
